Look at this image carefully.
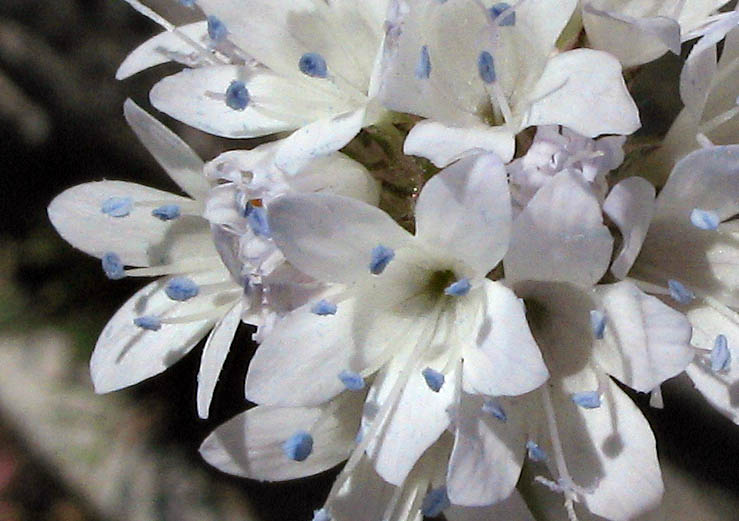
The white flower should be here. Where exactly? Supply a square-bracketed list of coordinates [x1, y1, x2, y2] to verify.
[377, 0, 639, 167]
[48, 99, 243, 419]
[119, 0, 391, 174]
[582, 0, 733, 68]
[202, 153, 549, 512]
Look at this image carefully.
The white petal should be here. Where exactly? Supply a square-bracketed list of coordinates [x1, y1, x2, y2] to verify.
[330, 457, 397, 521]
[685, 303, 739, 424]
[404, 120, 515, 168]
[90, 270, 232, 393]
[288, 152, 380, 206]
[268, 192, 412, 285]
[505, 171, 613, 288]
[415, 154, 511, 275]
[463, 280, 548, 397]
[47, 180, 213, 267]
[595, 281, 694, 392]
[124, 99, 210, 200]
[199, 390, 363, 480]
[273, 107, 367, 175]
[521, 49, 640, 138]
[150, 65, 347, 138]
[603, 176, 656, 280]
[197, 301, 243, 419]
[445, 491, 535, 521]
[446, 394, 527, 506]
[116, 22, 208, 80]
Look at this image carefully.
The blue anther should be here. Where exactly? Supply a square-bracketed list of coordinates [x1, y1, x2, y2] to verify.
[226, 80, 250, 110]
[102, 252, 125, 280]
[312, 508, 331, 521]
[590, 310, 607, 340]
[422, 367, 445, 392]
[165, 276, 199, 301]
[338, 370, 365, 391]
[311, 299, 337, 316]
[482, 398, 507, 422]
[246, 204, 270, 237]
[490, 2, 516, 26]
[282, 430, 313, 461]
[298, 52, 328, 78]
[152, 204, 181, 221]
[179, 0, 196, 7]
[369, 244, 395, 275]
[101, 196, 133, 217]
[421, 487, 450, 518]
[477, 51, 496, 84]
[690, 208, 720, 230]
[571, 391, 602, 409]
[415, 45, 431, 79]
[526, 441, 547, 462]
[668, 279, 695, 304]
[133, 315, 162, 331]
[207, 15, 228, 41]
[444, 278, 471, 296]
[711, 334, 731, 372]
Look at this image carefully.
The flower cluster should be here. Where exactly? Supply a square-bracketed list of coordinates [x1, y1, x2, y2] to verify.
[49, 1, 739, 521]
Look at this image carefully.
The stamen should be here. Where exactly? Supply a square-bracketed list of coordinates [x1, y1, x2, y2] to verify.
[482, 398, 507, 422]
[489, 2, 516, 26]
[246, 204, 270, 237]
[690, 208, 720, 230]
[299, 52, 328, 78]
[338, 370, 365, 391]
[444, 278, 471, 297]
[421, 486, 450, 518]
[133, 315, 162, 331]
[225, 80, 250, 111]
[571, 391, 602, 409]
[101, 196, 133, 217]
[165, 276, 200, 301]
[311, 299, 337, 316]
[477, 51, 496, 83]
[711, 334, 731, 372]
[667, 279, 695, 304]
[422, 367, 445, 392]
[369, 245, 395, 275]
[282, 430, 313, 461]
[102, 252, 125, 280]
[124, 257, 223, 277]
[415, 45, 431, 80]
[590, 310, 606, 340]
[152, 204, 181, 221]
[526, 440, 548, 461]
[207, 15, 228, 42]
[312, 508, 330, 521]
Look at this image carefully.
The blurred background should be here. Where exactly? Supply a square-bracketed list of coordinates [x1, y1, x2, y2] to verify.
[0, 1, 736, 520]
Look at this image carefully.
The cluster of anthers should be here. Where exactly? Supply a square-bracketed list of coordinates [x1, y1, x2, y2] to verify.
[48, 1, 739, 521]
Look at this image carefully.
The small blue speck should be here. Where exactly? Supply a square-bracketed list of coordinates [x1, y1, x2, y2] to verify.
[338, 370, 365, 391]
[152, 204, 181, 221]
[489, 2, 516, 26]
[477, 51, 496, 84]
[415, 45, 431, 80]
[668, 279, 695, 304]
[571, 391, 601, 409]
[246, 204, 270, 237]
[482, 398, 507, 422]
[207, 15, 228, 41]
[422, 367, 445, 392]
[590, 310, 607, 340]
[526, 440, 547, 462]
[369, 244, 394, 275]
[226, 80, 250, 111]
[282, 430, 313, 461]
[180, 0, 196, 7]
[690, 208, 720, 230]
[711, 334, 731, 372]
[299, 52, 328, 78]
[312, 508, 331, 521]
[165, 277, 199, 301]
[421, 487, 450, 518]
[102, 252, 125, 280]
[133, 315, 162, 331]
[101, 196, 133, 217]
[311, 299, 337, 316]
[444, 278, 471, 296]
